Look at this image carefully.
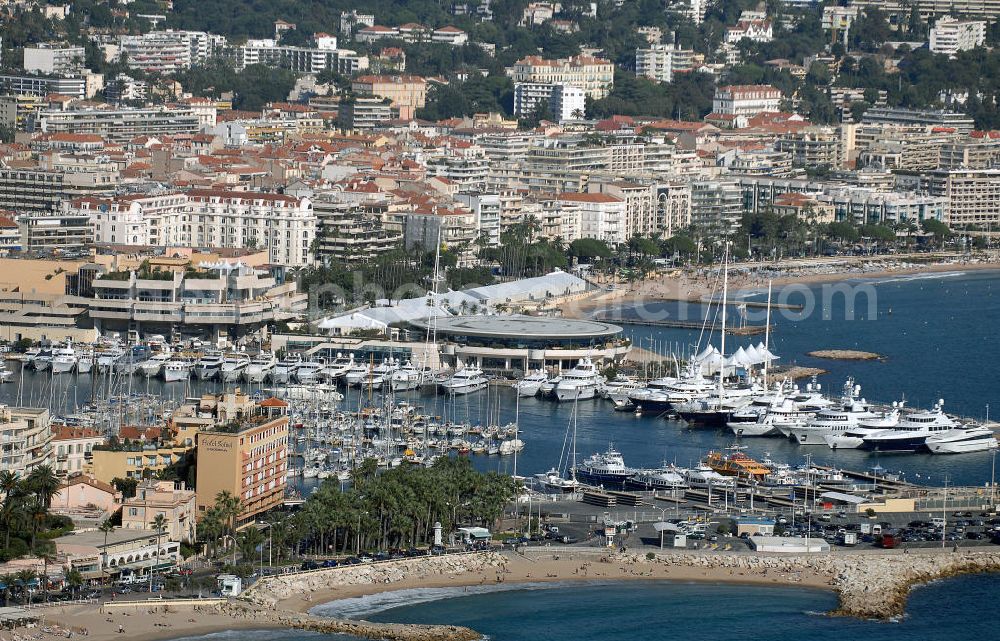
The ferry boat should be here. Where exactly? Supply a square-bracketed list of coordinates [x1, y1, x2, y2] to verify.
[573, 446, 635, 489]
[554, 358, 604, 401]
[704, 446, 772, 480]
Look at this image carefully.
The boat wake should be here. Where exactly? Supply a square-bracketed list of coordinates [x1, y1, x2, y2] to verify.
[310, 581, 591, 620]
[864, 271, 967, 284]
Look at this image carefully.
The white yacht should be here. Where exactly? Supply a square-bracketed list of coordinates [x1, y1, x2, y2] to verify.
[599, 377, 643, 400]
[31, 347, 53, 372]
[364, 357, 400, 390]
[786, 380, 879, 445]
[194, 351, 224, 381]
[684, 465, 735, 489]
[294, 358, 324, 384]
[390, 360, 431, 391]
[0, 365, 12, 383]
[513, 369, 548, 397]
[50, 342, 78, 375]
[139, 351, 172, 378]
[926, 426, 999, 454]
[539, 375, 562, 398]
[554, 358, 604, 401]
[860, 400, 962, 452]
[534, 468, 581, 492]
[163, 356, 195, 383]
[674, 379, 760, 427]
[627, 466, 688, 492]
[320, 353, 354, 381]
[95, 344, 124, 373]
[244, 352, 277, 383]
[823, 403, 903, 449]
[343, 360, 372, 387]
[439, 365, 489, 395]
[76, 348, 94, 375]
[220, 353, 251, 383]
[272, 354, 302, 384]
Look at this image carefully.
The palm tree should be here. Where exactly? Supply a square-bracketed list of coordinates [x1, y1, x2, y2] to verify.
[150, 513, 167, 593]
[98, 519, 114, 585]
[0, 471, 22, 549]
[27, 466, 59, 509]
[214, 491, 241, 540]
[0, 573, 14, 605]
[65, 568, 83, 599]
[15, 569, 35, 605]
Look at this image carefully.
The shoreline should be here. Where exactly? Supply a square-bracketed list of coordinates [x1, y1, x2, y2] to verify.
[561, 258, 1000, 318]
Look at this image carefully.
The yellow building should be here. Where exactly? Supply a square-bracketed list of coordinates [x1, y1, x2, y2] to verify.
[194, 396, 289, 527]
[88, 440, 194, 483]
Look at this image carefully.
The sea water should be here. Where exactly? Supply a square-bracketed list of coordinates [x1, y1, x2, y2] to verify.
[168, 573, 1000, 641]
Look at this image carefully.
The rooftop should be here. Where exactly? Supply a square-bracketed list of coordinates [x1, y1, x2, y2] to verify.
[412, 314, 622, 340]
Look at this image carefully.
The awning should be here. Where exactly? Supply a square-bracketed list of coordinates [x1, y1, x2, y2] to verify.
[819, 491, 867, 505]
[653, 522, 681, 533]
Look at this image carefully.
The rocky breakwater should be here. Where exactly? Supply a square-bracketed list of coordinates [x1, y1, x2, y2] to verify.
[830, 550, 1000, 619]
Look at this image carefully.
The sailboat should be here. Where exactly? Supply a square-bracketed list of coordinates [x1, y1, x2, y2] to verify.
[535, 396, 581, 492]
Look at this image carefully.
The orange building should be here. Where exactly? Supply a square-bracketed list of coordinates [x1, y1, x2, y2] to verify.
[351, 75, 427, 120]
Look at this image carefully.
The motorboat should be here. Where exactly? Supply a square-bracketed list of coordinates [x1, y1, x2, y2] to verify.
[390, 360, 432, 391]
[439, 365, 488, 395]
[554, 357, 605, 401]
[926, 426, 999, 454]
[320, 353, 354, 381]
[272, 353, 302, 384]
[163, 356, 195, 383]
[573, 446, 635, 489]
[244, 352, 277, 383]
[30, 347, 52, 372]
[539, 375, 561, 397]
[194, 351, 224, 381]
[599, 377, 643, 399]
[50, 342, 78, 375]
[76, 349, 93, 374]
[363, 357, 400, 390]
[823, 403, 902, 449]
[513, 369, 548, 397]
[343, 360, 372, 387]
[684, 465, 735, 489]
[534, 468, 580, 492]
[220, 353, 251, 383]
[786, 380, 879, 445]
[0, 365, 12, 383]
[139, 351, 172, 378]
[674, 379, 759, 427]
[626, 466, 688, 492]
[294, 358, 324, 384]
[860, 400, 962, 452]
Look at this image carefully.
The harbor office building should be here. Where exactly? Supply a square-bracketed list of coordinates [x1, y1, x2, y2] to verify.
[194, 394, 289, 528]
[410, 315, 628, 373]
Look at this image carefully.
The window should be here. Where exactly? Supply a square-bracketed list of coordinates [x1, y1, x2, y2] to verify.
[129, 507, 138, 516]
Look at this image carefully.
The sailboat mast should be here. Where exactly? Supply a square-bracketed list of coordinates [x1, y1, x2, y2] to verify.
[764, 279, 772, 385]
[719, 243, 728, 399]
[513, 393, 519, 478]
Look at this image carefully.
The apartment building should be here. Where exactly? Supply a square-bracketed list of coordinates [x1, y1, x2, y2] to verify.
[930, 17, 986, 56]
[508, 55, 615, 99]
[312, 197, 402, 263]
[775, 126, 844, 168]
[351, 75, 427, 120]
[635, 43, 693, 83]
[928, 168, 1000, 225]
[851, 0, 1000, 20]
[340, 10, 375, 35]
[121, 480, 197, 543]
[194, 394, 289, 527]
[36, 107, 201, 143]
[861, 106, 975, 134]
[557, 192, 627, 245]
[0, 407, 51, 476]
[587, 180, 657, 239]
[712, 85, 782, 117]
[119, 30, 226, 73]
[690, 179, 743, 236]
[455, 193, 502, 245]
[0, 166, 115, 216]
[52, 426, 103, 479]
[236, 36, 368, 76]
[822, 6, 858, 31]
[404, 208, 479, 254]
[0, 94, 46, 129]
[338, 96, 398, 129]
[513, 82, 586, 121]
[656, 181, 693, 238]
[0, 73, 87, 99]
[23, 43, 85, 74]
[355, 24, 468, 45]
[821, 187, 947, 225]
[70, 189, 315, 267]
[939, 135, 1000, 169]
[90, 439, 195, 484]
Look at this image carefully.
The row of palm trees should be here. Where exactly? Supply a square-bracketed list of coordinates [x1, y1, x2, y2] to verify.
[0, 466, 62, 555]
[195, 458, 519, 564]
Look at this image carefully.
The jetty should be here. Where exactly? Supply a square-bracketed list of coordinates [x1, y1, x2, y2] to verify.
[592, 313, 771, 336]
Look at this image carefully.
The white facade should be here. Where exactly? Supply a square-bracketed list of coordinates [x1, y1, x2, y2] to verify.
[712, 85, 782, 117]
[514, 82, 585, 121]
[725, 19, 773, 43]
[23, 44, 85, 74]
[557, 193, 626, 245]
[635, 44, 675, 83]
[70, 190, 315, 267]
[119, 31, 226, 73]
[929, 17, 986, 56]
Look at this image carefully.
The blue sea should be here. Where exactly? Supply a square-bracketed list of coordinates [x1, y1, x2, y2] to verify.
[168, 573, 1000, 641]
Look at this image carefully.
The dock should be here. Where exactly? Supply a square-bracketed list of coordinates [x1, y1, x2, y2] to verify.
[701, 298, 805, 312]
[592, 314, 771, 335]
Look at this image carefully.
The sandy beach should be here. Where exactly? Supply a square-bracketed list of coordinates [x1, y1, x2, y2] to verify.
[560, 255, 1000, 318]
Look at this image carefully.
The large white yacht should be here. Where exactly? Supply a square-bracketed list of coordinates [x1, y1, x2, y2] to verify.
[320, 353, 354, 381]
[163, 355, 195, 383]
[244, 352, 277, 383]
[926, 426, 999, 454]
[50, 342, 78, 375]
[439, 365, 489, 395]
[513, 369, 548, 397]
[194, 351, 224, 381]
[823, 403, 903, 449]
[139, 351, 172, 378]
[554, 358, 604, 401]
[272, 354, 302, 384]
[390, 360, 431, 391]
[294, 358, 324, 384]
[786, 380, 879, 445]
[860, 400, 962, 452]
[220, 353, 251, 383]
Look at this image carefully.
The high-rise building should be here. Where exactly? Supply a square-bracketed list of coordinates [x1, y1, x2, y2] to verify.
[929, 16, 986, 56]
[23, 43, 85, 74]
[508, 55, 614, 99]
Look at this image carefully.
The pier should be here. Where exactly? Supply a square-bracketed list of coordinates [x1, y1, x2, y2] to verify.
[591, 314, 771, 336]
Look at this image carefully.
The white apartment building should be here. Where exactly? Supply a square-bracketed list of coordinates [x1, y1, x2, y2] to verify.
[119, 31, 226, 73]
[557, 192, 627, 245]
[508, 55, 614, 99]
[712, 85, 782, 117]
[635, 44, 676, 83]
[929, 17, 986, 56]
[23, 43, 85, 74]
[237, 37, 368, 75]
[928, 168, 1000, 226]
[820, 187, 947, 225]
[36, 107, 201, 143]
[69, 190, 316, 267]
[690, 179, 742, 236]
[455, 193, 502, 245]
[513, 82, 585, 121]
[0, 407, 51, 476]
